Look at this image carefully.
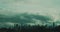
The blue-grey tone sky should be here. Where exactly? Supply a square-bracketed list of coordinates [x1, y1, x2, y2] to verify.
[0, 0, 60, 27]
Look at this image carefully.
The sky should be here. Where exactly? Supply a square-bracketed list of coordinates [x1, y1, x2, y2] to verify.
[0, 0, 60, 27]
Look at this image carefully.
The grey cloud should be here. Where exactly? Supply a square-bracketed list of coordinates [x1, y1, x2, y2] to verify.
[0, 13, 52, 24]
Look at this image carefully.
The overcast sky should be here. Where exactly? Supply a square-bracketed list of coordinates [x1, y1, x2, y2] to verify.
[0, 0, 60, 26]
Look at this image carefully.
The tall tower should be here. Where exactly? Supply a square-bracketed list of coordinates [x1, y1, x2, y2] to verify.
[53, 22, 56, 28]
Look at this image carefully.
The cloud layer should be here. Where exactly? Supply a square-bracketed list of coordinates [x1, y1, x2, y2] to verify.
[0, 0, 60, 26]
[0, 13, 53, 27]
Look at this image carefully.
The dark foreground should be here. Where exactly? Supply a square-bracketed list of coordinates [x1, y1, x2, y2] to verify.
[0, 24, 60, 32]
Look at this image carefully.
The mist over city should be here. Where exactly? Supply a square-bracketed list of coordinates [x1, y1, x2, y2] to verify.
[0, 0, 60, 32]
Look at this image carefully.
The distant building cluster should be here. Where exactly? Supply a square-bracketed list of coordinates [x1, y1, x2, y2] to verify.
[0, 23, 60, 32]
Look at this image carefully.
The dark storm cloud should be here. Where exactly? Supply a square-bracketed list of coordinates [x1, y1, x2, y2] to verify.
[31, 15, 52, 22]
[0, 13, 52, 24]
